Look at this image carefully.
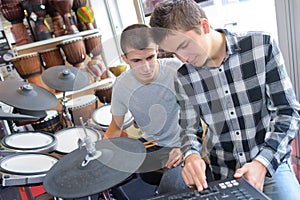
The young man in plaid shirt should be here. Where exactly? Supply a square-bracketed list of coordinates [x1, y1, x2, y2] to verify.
[150, 0, 300, 199]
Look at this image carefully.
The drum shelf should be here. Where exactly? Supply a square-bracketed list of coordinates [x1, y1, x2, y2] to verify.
[13, 29, 101, 55]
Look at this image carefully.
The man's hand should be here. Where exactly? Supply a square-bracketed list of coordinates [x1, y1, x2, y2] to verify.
[165, 148, 182, 168]
[182, 154, 208, 192]
[234, 160, 267, 191]
[87, 59, 109, 81]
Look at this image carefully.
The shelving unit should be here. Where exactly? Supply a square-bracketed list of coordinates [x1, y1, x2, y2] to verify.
[13, 29, 101, 55]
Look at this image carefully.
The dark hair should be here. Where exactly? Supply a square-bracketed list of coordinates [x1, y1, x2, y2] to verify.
[150, 0, 207, 43]
[120, 24, 155, 54]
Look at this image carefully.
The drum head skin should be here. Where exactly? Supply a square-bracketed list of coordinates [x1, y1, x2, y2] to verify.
[1, 132, 57, 153]
[0, 153, 58, 175]
[55, 127, 101, 154]
[65, 95, 97, 109]
[44, 138, 146, 199]
[92, 104, 133, 129]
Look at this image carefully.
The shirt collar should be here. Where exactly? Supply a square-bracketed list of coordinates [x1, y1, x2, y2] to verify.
[215, 29, 241, 59]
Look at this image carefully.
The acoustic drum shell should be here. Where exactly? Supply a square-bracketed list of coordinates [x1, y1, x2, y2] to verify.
[39, 47, 65, 69]
[31, 110, 65, 133]
[11, 52, 42, 79]
[94, 82, 112, 104]
[58, 37, 86, 68]
[65, 94, 98, 125]
[11, 52, 55, 92]
[83, 32, 102, 58]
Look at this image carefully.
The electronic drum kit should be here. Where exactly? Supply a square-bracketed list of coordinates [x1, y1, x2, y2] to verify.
[0, 65, 142, 199]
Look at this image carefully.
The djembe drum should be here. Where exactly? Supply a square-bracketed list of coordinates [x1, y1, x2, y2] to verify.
[84, 33, 109, 80]
[11, 53, 54, 92]
[65, 94, 98, 126]
[51, 0, 79, 34]
[29, 0, 52, 40]
[39, 47, 65, 69]
[72, 0, 87, 31]
[46, 0, 65, 37]
[0, 0, 32, 45]
[84, 32, 102, 59]
[58, 37, 86, 69]
[72, 0, 86, 11]
[95, 82, 113, 104]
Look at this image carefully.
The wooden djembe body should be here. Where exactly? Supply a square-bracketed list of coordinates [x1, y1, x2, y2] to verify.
[72, 0, 87, 31]
[50, 0, 79, 34]
[46, 0, 65, 37]
[0, 0, 32, 45]
[21, 0, 52, 41]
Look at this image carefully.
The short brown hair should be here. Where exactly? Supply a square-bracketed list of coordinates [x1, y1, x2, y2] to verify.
[150, 0, 207, 43]
[120, 24, 155, 54]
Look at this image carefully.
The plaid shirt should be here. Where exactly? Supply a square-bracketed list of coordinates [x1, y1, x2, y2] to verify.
[175, 29, 300, 180]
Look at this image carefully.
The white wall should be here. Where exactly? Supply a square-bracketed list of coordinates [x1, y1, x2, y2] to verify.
[89, 0, 139, 67]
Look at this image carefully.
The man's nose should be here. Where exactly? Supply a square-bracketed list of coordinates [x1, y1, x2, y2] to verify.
[141, 61, 151, 70]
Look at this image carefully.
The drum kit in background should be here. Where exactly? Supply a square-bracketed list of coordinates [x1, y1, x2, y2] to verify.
[10, 29, 108, 92]
[0, 64, 139, 199]
[0, 0, 96, 45]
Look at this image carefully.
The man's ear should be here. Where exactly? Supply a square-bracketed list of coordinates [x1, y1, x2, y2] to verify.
[200, 18, 210, 34]
[121, 54, 129, 64]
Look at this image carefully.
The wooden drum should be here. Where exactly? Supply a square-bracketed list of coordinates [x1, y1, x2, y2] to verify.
[58, 37, 86, 69]
[11, 52, 54, 92]
[39, 47, 65, 69]
[65, 94, 98, 125]
[51, 0, 79, 34]
[31, 110, 65, 133]
[11, 52, 41, 80]
[94, 82, 112, 104]
[0, 0, 32, 45]
[83, 32, 102, 59]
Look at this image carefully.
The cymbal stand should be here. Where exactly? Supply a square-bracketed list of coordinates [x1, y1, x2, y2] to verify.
[79, 117, 101, 167]
[79, 118, 113, 200]
[61, 91, 73, 127]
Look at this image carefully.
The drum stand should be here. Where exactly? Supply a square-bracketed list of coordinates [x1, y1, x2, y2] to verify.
[51, 118, 116, 200]
[52, 191, 113, 200]
[61, 91, 74, 127]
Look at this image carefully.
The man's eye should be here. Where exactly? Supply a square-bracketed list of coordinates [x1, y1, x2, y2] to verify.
[180, 42, 189, 49]
[147, 55, 155, 60]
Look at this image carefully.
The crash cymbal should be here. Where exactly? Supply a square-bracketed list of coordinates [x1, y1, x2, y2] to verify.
[44, 137, 146, 199]
[41, 65, 90, 91]
[0, 108, 39, 121]
[0, 80, 58, 111]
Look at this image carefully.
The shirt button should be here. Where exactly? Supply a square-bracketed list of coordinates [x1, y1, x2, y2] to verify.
[236, 132, 239, 135]
[219, 68, 222, 72]
[225, 90, 229, 94]
[230, 111, 234, 115]
[239, 153, 243, 156]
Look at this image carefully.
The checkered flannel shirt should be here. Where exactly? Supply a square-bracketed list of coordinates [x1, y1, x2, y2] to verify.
[175, 29, 300, 179]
